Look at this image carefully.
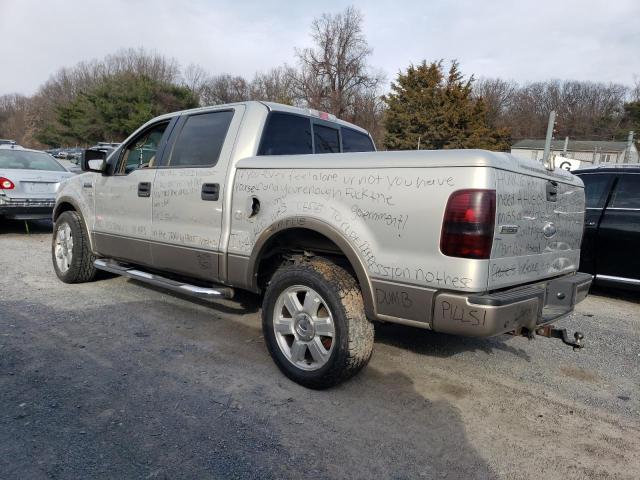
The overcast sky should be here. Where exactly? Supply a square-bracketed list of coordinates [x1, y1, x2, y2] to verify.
[1, 0, 638, 96]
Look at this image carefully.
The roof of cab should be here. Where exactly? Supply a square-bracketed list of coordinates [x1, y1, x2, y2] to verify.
[145, 101, 370, 135]
[574, 164, 640, 174]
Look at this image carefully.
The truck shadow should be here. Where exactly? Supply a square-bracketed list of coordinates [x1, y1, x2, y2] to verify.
[0, 218, 52, 234]
[132, 279, 530, 360]
[374, 322, 532, 361]
[588, 285, 640, 304]
[128, 279, 262, 315]
[2, 299, 497, 479]
[338, 367, 498, 479]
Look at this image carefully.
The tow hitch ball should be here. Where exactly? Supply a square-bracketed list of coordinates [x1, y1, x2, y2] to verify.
[535, 325, 584, 350]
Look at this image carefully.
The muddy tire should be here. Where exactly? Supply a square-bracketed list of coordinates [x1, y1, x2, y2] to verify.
[262, 257, 374, 389]
[52, 211, 97, 283]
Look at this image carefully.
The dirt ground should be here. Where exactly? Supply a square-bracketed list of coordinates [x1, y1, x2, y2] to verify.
[1, 220, 639, 479]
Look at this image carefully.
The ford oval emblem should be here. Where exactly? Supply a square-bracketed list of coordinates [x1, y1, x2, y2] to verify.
[543, 222, 557, 238]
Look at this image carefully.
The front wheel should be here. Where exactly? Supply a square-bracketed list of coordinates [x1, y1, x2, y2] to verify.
[262, 257, 374, 389]
[52, 210, 97, 283]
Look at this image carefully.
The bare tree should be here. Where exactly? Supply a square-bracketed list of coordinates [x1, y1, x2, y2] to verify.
[294, 7, 382, 119]
[473, 78, 517, 128]
[0, 94, 30, 143]
[250, 66, 298, 105]
[182, 63, 210, 100]
[199, 74, 250, 105]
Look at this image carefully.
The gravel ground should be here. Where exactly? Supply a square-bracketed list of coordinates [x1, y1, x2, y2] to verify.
[1, 220, 639, 479]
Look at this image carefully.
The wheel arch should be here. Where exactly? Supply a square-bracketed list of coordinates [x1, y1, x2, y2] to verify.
[53, 197, 95, 252]
[245, 218, 375, 318]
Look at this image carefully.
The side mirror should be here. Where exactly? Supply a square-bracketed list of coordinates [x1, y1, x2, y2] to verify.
[81, 149, 106, 173]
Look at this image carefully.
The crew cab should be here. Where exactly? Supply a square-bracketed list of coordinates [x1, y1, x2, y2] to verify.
[574, 165, 640, 290]
[52, 101, 591, 388]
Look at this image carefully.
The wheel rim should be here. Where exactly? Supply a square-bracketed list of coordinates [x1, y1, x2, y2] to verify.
[273, 285, 336, 371]
[54, 223, 73, 273]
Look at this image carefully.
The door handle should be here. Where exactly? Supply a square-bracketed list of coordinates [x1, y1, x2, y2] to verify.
[138, 182, 151, 197]
[546, 180, 558, 202]
[201, 183, 220, 201]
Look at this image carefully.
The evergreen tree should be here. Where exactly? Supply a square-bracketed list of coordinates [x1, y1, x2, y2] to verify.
[38, 73, 198, 146]
[383, 60, 510, 151]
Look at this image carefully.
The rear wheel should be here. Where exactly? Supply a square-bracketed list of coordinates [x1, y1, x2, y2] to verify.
[262, 257, 374, 389]
[52, 211, 97, 283]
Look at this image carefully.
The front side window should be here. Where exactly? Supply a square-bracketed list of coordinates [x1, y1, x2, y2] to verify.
[314, 124, 340, 154]
[0, 150, 66, 172]
[168, 110, 234, 167]
[119, 122, 169, 174]
[259, 113, 312, 156]
[579, 173, 612, 209]
[342, 127, 374, 152]
[610, 174, 640, 209]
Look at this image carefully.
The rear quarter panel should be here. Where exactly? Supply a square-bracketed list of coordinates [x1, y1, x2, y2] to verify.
[229, 166, 493, 293]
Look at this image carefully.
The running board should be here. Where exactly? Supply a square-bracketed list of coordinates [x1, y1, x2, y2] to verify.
[94, 259, 234, 301]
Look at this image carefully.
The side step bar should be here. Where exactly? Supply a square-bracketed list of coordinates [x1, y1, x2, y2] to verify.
[94, 259, 234, 301]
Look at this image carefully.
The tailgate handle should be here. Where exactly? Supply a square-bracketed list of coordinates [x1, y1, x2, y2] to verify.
[201, 183, 220, 201]
[138, 182, 151, 197]
[546, 181, 558, 202]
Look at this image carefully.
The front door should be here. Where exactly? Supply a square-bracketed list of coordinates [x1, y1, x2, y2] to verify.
[150, 107, 242, 281]
[94, 119, 174, 266]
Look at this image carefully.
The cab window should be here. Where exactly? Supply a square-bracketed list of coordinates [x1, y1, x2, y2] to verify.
[313, 124, 340, 153]
[118, 122, 169, 174]
[610, 174, 640, 209]
[168, 110, 234, 167]
[580, 173, 613, 209]
[342, 127, 374, 152]
[259, 112, 312, 155]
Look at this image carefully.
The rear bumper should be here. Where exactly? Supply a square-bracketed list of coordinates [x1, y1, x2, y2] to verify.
[431, 272, 592, 337]
[0, 197, 55, 220]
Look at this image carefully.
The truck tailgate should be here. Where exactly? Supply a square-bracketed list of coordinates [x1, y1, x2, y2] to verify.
[489, 166, 585, 290]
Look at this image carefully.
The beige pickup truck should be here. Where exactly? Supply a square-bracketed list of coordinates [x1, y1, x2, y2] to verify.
[52, 101, 591, 388]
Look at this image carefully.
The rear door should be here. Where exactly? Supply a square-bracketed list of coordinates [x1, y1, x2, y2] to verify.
[595, 173, 640, 283]
[150, 106, 243, 281]
[577, 172, 617, 274]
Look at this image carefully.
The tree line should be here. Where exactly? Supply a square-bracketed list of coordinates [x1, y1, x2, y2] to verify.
[1, 6, 638, 151]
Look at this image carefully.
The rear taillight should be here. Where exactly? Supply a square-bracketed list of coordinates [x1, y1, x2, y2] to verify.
[440, 189, 496, 259]
[0, 177, 15, 190]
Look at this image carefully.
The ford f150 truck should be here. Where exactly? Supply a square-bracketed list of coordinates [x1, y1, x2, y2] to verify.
[52, 101, 591, 388]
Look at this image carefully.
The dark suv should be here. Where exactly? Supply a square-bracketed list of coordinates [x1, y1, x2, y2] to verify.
[574, 165, 640, 290]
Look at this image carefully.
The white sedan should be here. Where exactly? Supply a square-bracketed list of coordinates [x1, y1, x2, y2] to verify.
[0, 145, 74, 220]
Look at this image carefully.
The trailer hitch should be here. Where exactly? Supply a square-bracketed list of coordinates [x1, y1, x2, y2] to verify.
[535, 325, 584, 350]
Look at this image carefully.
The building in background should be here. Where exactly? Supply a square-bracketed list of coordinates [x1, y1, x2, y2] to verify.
[511, 139, 638, 170]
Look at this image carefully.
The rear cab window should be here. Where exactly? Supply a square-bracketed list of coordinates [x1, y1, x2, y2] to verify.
[258, 111, 374, 156]
[342, 127, 375, 152]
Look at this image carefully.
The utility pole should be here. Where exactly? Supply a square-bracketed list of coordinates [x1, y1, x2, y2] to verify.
[543, 110, 556, 169]
[625, 131, 634, 163]
[417, 136, 421, 150]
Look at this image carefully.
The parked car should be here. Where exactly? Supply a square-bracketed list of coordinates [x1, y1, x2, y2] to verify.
[0, 145, 74, 220]
[0, 139, 17, 146]
[574, 165, 640, 290]
[51, 101, 591, 388]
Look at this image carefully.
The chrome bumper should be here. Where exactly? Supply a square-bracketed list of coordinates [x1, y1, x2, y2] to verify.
[0, 196, 56, 219]
[431, 272, 592, 337]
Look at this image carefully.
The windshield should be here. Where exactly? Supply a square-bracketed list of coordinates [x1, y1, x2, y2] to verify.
[0, 150, 67, 172]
